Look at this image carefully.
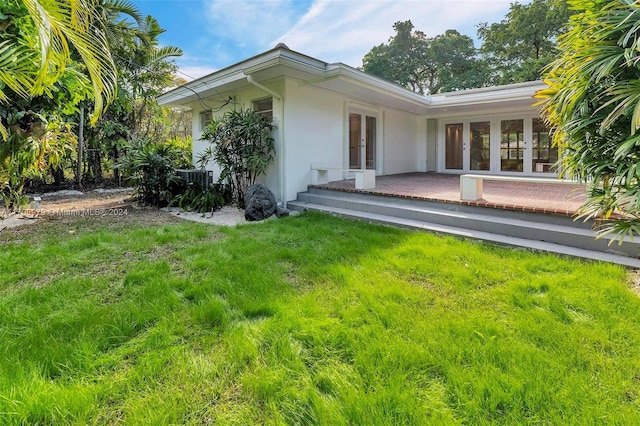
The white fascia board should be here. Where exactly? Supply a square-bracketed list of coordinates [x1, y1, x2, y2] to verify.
[426, 82, 548, 107]
[326, 64, 429, 104]
[157, 72, 247, 106]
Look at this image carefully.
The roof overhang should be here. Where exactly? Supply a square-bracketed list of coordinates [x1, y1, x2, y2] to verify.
[157, 45, 547, 117]
[424, 81, 548, 118]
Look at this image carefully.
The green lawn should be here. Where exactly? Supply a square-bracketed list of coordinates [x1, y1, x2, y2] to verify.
[1, 211, 639, 424]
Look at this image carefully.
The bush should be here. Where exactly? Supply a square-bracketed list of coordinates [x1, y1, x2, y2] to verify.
[118, 139, 186, 207]
[198, 108, 275, 208]
[169, 181, 229, 213]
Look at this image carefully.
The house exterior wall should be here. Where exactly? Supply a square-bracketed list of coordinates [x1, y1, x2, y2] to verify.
[189, 82, 284, 201]
[281, 79, 345, 202]
[382, 109, 420, 175]
[281, 80, 425, 201]
[187, 76, 428, 203]
[426, 119, 438, 172]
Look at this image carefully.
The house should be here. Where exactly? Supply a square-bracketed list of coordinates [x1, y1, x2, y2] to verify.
[157, 44, 551, 205]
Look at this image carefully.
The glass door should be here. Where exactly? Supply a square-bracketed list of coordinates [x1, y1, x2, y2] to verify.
[470, 121, 490, 171]
[500, 119, 524, 172]
[349, 112, 376, 170]
[532, 118, 557, 173]
[445, 123, 463, 170]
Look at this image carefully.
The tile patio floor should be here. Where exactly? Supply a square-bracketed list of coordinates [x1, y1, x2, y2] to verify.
[311, 172, 588, 216]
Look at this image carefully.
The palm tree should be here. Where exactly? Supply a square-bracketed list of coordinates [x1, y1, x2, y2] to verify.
[0, 0, 117, 140]
[537, 0, 640, 240]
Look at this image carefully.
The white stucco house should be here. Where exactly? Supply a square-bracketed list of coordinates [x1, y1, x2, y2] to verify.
[157, 44, 552, 205]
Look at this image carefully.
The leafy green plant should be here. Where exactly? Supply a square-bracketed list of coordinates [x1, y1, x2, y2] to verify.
[169, 181, 226, 213]
[537, 0, 640, 242]
[198, 108, 275, 208]
[0, 103, 77, 210]
[118, 138, 185, 207]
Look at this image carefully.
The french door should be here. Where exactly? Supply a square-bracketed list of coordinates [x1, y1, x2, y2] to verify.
[444, 118, 556, 175]
[349, 112, 376, 170]
[445, 122, 490, 172]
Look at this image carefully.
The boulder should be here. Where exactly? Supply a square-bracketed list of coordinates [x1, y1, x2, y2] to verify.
[244, 184, 277, 221]
[275, 205, 290, 218]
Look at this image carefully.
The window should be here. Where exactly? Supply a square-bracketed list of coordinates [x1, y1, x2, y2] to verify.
[200, 110, 212, 131]
[532, 118, 557, 173]
[253, 97, 273, 121]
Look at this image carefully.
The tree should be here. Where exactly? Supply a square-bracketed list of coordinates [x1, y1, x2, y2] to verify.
[199, 109, 275, 208]
[82, 9, 182, 183]
[478, 0, 573, 84]
[537, 0, 640, 240]
[0, 0, 116, 207]
[432, 30, 488, 93]
[362, 21, 484, 95]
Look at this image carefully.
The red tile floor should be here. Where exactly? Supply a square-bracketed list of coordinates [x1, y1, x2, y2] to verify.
[311, 172, 587, 216]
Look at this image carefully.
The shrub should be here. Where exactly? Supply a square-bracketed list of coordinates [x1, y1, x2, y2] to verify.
[118, 139, 186, 207]
[169, 181, 228, 213]
[198, 108, 275, 208]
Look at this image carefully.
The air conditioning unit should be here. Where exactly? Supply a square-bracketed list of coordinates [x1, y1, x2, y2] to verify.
[176, 169, 214, 189]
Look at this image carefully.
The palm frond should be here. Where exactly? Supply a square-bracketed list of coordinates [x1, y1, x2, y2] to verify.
[22, 0, 117, 124]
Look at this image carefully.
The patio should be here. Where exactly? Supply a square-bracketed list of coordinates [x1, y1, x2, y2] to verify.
[310, 172, 588, 217]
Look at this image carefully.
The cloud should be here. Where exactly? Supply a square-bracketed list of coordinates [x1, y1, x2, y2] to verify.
[202, 0, 310, 50]
[176, 65, 220, 81]
[273, 0, 519, 67]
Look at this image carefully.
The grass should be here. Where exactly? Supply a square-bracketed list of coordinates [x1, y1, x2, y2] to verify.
[0, 211, 639, 424]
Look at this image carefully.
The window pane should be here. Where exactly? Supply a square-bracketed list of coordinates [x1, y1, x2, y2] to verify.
[200, 111, 212, 131]
[366, 116, 376, 170]
[501, 119, 523, 172]
[349, 113, 361, 169]
[470, 122, 490, 171]
[445, 123, 463, 169]
[253, 98, 273, 121]
[532, 118, 557, 173]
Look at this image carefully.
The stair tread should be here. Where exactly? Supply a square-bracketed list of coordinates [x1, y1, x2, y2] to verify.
[288, 201, 640, 268]
[294, 193, 597, 236]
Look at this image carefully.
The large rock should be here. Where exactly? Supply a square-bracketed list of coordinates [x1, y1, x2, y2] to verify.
[244, 184, 277, 221]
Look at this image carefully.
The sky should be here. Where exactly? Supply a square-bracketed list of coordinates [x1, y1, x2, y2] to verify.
[130, 0, 525, 81]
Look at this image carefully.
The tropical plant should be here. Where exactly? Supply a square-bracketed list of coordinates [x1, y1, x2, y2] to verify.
[169, 181, 227, 214]
[198, 108, 275, 208]
[537, 0, 640, 241]
[0, 0, 118, 209]
[0, 61, 88, 209]
[81, 4, 182, 183]
[0, 0, 117, 140]
[118, 139, 185, 207]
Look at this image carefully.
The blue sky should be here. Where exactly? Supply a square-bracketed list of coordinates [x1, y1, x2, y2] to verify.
[131, 0, 524, 81]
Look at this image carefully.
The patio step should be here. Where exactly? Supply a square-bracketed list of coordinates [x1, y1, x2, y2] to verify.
[288, 188, 640, 267]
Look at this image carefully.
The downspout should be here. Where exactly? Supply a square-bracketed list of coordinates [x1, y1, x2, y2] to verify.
[245, 74, 287, 208]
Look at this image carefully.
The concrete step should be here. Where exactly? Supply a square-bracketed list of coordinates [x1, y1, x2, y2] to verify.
[305, 187, 591, 228]
[289, 192, 640, 267]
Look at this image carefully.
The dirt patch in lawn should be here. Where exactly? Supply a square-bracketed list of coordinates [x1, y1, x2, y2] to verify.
[0, 188, 250, 237]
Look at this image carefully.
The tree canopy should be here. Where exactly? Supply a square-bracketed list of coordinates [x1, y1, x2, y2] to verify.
[362, 1, 573, 93]
[478, 0, 573, 85]
[362, 21, 480, 95]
